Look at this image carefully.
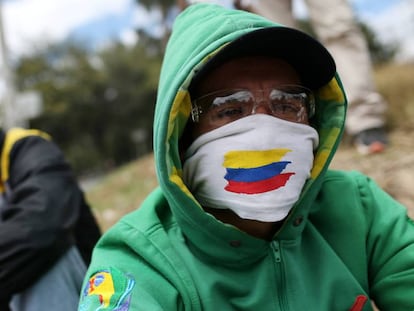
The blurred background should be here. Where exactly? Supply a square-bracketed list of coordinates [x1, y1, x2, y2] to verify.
[1, 0, 413, 229]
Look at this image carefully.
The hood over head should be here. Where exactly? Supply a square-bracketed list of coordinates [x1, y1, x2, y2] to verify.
[152, 3, 347, 249]
[189, 26, 336, 93]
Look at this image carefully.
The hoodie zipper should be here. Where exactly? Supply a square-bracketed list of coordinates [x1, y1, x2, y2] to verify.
[271, 240, 288, 310]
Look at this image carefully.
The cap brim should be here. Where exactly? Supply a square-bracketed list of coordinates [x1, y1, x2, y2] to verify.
[191, 27, 336, 91]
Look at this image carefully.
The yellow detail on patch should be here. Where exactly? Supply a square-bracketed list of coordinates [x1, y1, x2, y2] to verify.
[87, 271, 115, 308]
[224, 149, 291, 169]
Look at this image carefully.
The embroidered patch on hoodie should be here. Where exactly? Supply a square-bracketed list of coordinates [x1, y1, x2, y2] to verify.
[79, 268, 135, 311]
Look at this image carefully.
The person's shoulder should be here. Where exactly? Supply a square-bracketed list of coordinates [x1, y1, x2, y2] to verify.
[318, 169, 396, 216]
[324, 169, 367, 179]
[323, 169, 372, 187]
[6, 128, 59, 161]
[316, 169, 379, 212]
[5, 128, 51, 147]
[100, 187, 174, 245]
[82, 189, 179, 311]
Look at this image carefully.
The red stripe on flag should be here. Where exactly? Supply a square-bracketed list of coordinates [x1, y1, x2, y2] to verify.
[225, 173, 295, 194]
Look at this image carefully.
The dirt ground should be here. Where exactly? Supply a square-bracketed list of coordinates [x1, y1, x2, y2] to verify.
[330, 128, 414, 219]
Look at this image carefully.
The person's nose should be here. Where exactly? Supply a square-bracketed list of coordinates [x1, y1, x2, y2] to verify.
[252, 99, 273, 115]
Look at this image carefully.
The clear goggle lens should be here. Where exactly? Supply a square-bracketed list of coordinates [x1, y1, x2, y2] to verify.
[191, 85, 315, 126]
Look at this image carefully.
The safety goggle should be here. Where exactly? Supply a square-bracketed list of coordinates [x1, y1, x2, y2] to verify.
[191, 85, 315, 127]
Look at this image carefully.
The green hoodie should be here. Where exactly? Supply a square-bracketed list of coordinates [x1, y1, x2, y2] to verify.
[79, 4, 414, 311]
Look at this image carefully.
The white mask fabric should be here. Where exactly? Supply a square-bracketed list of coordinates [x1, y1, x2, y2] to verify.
[182, 114, 319, 222]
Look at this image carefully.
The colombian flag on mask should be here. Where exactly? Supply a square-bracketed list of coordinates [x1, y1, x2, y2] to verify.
[223, 148, 295, 194]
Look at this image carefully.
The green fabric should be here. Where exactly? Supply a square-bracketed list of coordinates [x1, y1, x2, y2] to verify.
[79, 4, 414, 311]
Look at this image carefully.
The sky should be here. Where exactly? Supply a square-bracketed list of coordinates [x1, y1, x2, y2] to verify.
[1, 0, 413, 61]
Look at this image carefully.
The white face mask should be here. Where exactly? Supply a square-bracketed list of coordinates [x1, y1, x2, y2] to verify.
[182, 114, 319, 222]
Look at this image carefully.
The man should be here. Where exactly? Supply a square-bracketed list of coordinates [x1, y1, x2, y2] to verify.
[0, 128, 101, 311]
[79, 4, 414, 310]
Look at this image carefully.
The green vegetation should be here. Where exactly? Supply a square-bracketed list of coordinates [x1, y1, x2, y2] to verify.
[375, 62, 414, 130]
[85, 154, 157, 231]
[16, 42, 161, 175]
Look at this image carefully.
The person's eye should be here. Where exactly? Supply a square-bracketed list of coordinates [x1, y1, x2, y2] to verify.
[271, 100, 302, 115]
[271, 92, 305, 111]
[212, 102, 246, 120]
[209, 92, 252, 120]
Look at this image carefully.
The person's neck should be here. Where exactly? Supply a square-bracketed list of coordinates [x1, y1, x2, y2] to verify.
[203, 207, 284, 240]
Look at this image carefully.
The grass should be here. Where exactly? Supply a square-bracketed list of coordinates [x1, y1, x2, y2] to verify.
[375, 62, 414, 130]
[85, 153, 156, 231]
[86, 61, 414, 232]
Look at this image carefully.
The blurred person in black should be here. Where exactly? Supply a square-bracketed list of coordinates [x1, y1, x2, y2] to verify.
[0, 127, 101, 311]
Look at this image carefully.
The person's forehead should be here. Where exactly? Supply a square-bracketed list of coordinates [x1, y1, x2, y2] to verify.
[188, 27, 336, 92]
[192, 56, 302, 94]
[209, 55, 298, 73]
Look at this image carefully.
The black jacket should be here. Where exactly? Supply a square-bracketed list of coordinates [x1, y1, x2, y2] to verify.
[0, 128, 101, 305]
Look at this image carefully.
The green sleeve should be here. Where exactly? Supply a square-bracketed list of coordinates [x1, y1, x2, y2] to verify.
[78, 220, 184, 311]
[362, 174, 414, 310]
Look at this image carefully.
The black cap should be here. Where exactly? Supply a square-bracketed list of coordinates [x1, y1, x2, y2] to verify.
[190, 27, 336, 91]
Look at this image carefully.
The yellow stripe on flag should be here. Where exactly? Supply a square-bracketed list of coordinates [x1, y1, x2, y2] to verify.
[223, 148, 291, 169]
